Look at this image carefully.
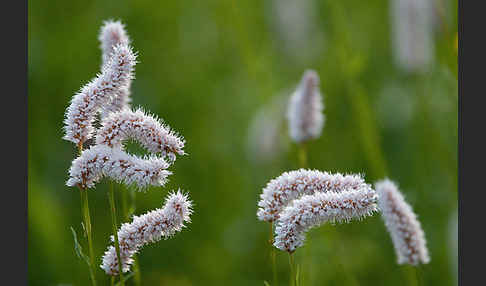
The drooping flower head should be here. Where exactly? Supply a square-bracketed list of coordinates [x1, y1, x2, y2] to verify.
[375, 179, 430, 265]
[96, 108, 186, 162]
[287, 70, 324, 143]
[101, 190, 193, 275]
[274, 188, 378, 252]
[99, 20, 133, 118]
[257, 169, 371, 222]
[63, 44, 137, 147]
[66, 145, 171, 190]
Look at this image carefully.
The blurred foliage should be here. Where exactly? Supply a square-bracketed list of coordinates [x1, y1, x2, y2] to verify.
[28, 0, 457, 285]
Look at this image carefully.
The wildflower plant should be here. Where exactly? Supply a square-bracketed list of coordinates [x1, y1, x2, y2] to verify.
[63, 20, 193, 286]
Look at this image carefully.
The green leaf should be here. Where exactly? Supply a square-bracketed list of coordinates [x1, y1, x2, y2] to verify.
[70, 226, 90, 267]
[263, 281, 271, 286]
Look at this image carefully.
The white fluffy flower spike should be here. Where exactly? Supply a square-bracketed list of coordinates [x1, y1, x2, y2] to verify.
[287, 70, 324, 143]
[99, 20, 133, 118]
[66, 145, 171, 190]
[101, 190, 193, 275]
[257, 169, 371, 222]
[274, 188, 378, 252]
[375, 179, 430, 265]
[63, 44, 137, 146]
[96, 108, 186, 162]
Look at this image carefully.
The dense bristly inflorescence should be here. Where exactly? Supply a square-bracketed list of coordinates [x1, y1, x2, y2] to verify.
[257, 169, 370, 222]
[63, 44, 137, 146]
[101, 191, 193, 275]
[99, 20, 132, 118]
[95, 108, 185, 162]
[274, 189, 378, 252]
[287, 70, 324, 143]
[375, 179, 430, 265]
[66, 145, 171, 190]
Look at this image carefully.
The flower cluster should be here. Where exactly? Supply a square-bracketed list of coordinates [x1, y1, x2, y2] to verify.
[287, 70, 324, 143]
[257, 169, 370, 222]
[63, 43, 137, 146]
[65, 21, 186, 190]
[257, 169, 378, 252]
[95, 108, 185, 162]
[66, 145, 171, 190]
[99, 20, 133, 118]
[375, 179, 430, 265]
[101, 191, 193, 275]
[274, 189, 378, 252]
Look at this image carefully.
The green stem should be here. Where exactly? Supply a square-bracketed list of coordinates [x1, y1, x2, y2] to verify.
[122, 185, 141, 286]
[80, 189, 97, 286]
[402, 266, 419, 286]
[288, 253, 295, 286]
[270, 222, 278, 286]
[108, 182, 125, 285]
[298, 143, 308, 169]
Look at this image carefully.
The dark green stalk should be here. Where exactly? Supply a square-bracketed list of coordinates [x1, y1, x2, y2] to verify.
[121, 185, 141, 286]
[108, 182, 125, 285]
[288, 253, 296, 286]
[298, 143, 308, 169]
[270, 222, 278, 286]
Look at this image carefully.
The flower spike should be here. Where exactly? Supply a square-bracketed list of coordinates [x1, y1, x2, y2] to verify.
[63, 43, 137, 146]
[257, 169, 371, 222]
[287, 70, 325, 143]
[101, 190, 193, 275]
[274, 188, 378, 252]
[375, 179, 430, 265]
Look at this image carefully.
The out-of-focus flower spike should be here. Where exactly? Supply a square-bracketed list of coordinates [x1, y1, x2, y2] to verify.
[257, 169, 371, 222]
[375, 179, 430, 265]
[287, 70, 324, 143]
[66, 145, 171, 190]
[63, 44, 137, 146]
[100, 190, 193, 275]
[95, 108, 186, 162]
[274, 188, 378, 252]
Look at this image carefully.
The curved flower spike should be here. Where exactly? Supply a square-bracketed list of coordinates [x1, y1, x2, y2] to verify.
[101, 190, 193, 275]
[66, 145, 171, 190]
[99, 20, 132, 118]
[257, 169, 371, 222]
[375, 179, 430, 265]
[287, 70, 324, 143]
[96, 108, 186, 162]
[274, 189, 378, 252]
[63, 44, 137, 146]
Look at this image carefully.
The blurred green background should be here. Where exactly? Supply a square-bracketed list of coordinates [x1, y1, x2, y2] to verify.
[28, 0, 457, 285]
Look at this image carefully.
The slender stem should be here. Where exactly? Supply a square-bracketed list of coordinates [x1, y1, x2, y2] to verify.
[132, 254, 142, 286]
[288, 253, 295, 286]
[108, 182, 125, 285]
[269, 222, 278, 286]
[124, 185, 142, 286]
[110, 276, 114, 286]
[77, 144, 97, 286]
[80, 189, 97, 286]
[402, 266, 419, 286]
[298, 143, 308, 169]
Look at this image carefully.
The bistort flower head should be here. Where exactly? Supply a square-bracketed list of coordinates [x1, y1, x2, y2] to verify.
[287, 70, 324, 143]
[274, 188, 378, 252]
[63, 43, 137, 146]
[99, 20, 133, 118]
[257, 169, 371, 222]
[101, 190, 193, 275]
[96, 108, 186, 162]
[66, 145, 171, 190]
[375, 179, 430, 265]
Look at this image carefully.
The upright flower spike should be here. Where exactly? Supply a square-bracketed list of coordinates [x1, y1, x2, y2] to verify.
[63, 43, 137, 146]
[375, 179, 430, 265]
[99, 20, 133, 118]
[257, 169, 371, 222]
[101, 190, 193, 276]
[274, 188, 378, 252]
[66, 145, 171, 190]
[96, 108, 186, 162]
[287, 70, 324, 143]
